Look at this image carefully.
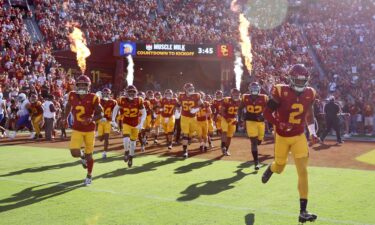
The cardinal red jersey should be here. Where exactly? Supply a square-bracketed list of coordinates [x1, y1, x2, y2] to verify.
[197, 101, 211, 122]
[68, 92, 100, 132]
[242, 94, 268, 122]
[271, 84, 316, 137]
[118, 96, 144, 127]
[221, 97, 241, 119]
[178, 93, 201, 117]
[29, 101, 43, 117]
[212, 99, 223, 115]
[148, 98, 160, 114]
[101, 99, 117, 120]
[161, 98, 179, 117]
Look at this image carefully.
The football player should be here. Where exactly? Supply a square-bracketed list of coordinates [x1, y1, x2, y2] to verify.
[205, 95, 214, 148]
[8, 93, 33, 139]
[261, 64, 318, 223]
[62, 75, 103, 186]
[241, 82, 268, 170]
[153, 91, 162, 144]
[212, 90, 224, 136]
[160, 89, 179, 150]
[196, 93, 212, 152]
[221, 88, 242, 156]
[112, 85, 146, 168]
[178, 83, 203, 158]
[138, 91, 150, 152]
[28, 94, 44, 140]
[97, 88, 117, 159]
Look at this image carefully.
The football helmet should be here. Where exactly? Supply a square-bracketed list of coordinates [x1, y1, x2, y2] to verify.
[102, 88, 111, 100]
[76, 75, 91, 95]
[164, 89, 173, 100]
[288, 64, 309, 92]
[146, 90, 154, 100]
[154, 91, 162, 100]
[18, 93, 27, 102]
[183, 83, 194, 95]
[215, 90, 223, 101]
[126, 85, 137, 100]
[231, 88, 241, 101]
[137, 91, 146, 99]
[249, 82, 261, 95]
[29, 94, 38, 103]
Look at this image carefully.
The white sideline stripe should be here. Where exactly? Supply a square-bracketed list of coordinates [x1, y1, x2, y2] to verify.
[1, 177, 374, 225]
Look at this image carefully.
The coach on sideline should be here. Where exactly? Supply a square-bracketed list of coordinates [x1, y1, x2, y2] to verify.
[43, 94, 56, 141]
[320, 96, 343, 144]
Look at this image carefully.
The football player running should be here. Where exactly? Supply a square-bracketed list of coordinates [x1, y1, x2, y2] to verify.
[112, 85, 146, 168]
[261, 64, 318, 223]
[160, 89, 179, 150]
[241, 82, 268, 170]
[28, 94, 44, 140]
[178, 83, 203, 158]
[8, 93, 33, 139]
[138, 91, 150, 152]
[97, 88, 117, 159]
[220, 88, 242, 156]
[196, 93, 212, 152]
[62, 75, 103, 186]
[212, 90, 224, 136]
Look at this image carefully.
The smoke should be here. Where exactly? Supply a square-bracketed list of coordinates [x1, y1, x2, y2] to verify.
[234, 52, 243, 90]
[126, 55, 134, 85]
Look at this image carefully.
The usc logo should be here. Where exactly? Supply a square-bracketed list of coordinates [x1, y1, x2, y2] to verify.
[220, 45, 229, 56]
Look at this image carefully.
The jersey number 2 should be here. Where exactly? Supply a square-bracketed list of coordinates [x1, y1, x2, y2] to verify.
[289, 104, 303, 124]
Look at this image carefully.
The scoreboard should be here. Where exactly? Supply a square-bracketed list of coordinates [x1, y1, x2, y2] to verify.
[119, 42, 233, 58]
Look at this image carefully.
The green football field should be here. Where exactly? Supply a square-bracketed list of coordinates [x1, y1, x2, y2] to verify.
[0, 146, 374, 225]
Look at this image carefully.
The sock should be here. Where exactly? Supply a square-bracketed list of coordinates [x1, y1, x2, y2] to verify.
[129, 140, 136, 156]
[183, 145, 187, 151]
[87, 157, 94, 175]
[221, 142, 226, 148]
[123, 137, 130, 151]
[300, 199, 308, 213]
[252, 150, 258, 163]
[80, 150, 85, 159]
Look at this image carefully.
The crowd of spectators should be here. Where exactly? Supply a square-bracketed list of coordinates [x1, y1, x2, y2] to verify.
[299, 0, 375, 136]
[0, 0, 374, 136]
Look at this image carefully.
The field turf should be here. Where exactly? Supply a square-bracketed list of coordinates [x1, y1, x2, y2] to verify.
[0, 146, 374, 225]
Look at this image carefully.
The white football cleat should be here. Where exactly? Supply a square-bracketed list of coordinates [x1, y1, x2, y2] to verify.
[84, 176, 92, 186]
[29, 132, 36, 139]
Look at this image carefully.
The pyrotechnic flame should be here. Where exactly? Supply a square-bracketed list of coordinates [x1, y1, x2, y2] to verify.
[239, 13, 252, 72]
[126, 55, 134, 85]
[68, 27, 91, 73]
[234, 52, 243, 90]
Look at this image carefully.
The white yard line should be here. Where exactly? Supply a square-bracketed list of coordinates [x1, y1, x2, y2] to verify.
[1, 177, 373, 225]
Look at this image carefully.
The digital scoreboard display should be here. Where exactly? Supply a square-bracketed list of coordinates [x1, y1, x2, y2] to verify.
[119, 42, 233, 58]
